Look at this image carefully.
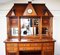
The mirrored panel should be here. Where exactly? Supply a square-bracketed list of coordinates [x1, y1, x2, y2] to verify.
[34, 19, 39, 26]
[42, 27, 48, 36]
[11, 27, 18, 36]
[21, 18, 33, 36]
[34, 18, 39, 35]
[20, 18, 40, 36]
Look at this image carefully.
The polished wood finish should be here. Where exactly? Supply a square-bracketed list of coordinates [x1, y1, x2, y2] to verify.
[23, 2, 37, 16]
[5, 2, 55, 55]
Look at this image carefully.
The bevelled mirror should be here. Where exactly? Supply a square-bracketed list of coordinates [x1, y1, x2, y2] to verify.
[20, 17, 39, 37]
[21, 18, 33, 36]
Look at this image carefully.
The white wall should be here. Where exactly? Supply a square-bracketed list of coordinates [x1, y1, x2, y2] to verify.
[0, 0, 60, 55]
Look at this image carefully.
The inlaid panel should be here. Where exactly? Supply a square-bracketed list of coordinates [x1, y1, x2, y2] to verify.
[7, 43, 18, 47]
[19, 47, 41, 51]
[6, 43, 18, 52]
[19, 43, 42, 47]
[43, 43, 54, 50]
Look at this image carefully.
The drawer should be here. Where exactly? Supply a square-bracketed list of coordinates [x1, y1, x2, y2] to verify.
[43, 46, 53, 50]
[6, 43, 18, 52]
[19, 43, 41, 47]
[7, 43, 18, 47]
[30, 43, 41, 47]
[7, 47, 18, 52]
[43, 43, 53, 46]
[44, 50, 53, 55]
[19, 43, 30, 47]
[19, 47, 41, 51]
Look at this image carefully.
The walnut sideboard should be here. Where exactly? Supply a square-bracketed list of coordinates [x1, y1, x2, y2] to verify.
[5, 40, 55, 55]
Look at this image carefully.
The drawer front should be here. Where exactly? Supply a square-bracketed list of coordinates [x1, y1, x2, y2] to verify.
[30, 43, 41, 47]
[44, 50, 53, 55]
[43, 46, 53, 50]
[6, 43, 18, 52]
[7, 43, 18, 47]
[19, 43, 41, 47]
[43, 43, 54, 50]
[19, 47, 41, 51]
[43, 43, 53, 46]
[7, 47, 18, 52]
[19, 43, 30, 47]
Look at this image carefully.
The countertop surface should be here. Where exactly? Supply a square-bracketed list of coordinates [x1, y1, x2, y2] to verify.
[4, 38, 56, 43]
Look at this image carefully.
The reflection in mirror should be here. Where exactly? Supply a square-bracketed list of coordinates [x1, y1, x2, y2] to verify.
[34, 18, 39, 35]
[42, 27, 48, 35]
[11, 27, 18, 36]
[34, 19, 39, 25]
[21, 18, 33, 36]
[20, 18, 39, 36]
[34, 27, 38, 35]
[36, 27, 38, 35]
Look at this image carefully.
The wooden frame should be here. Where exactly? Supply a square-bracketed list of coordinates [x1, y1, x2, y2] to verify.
[5, 2, 56, 55]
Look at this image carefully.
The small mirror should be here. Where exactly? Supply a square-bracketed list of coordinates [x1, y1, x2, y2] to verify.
[11, 27, 18, 36]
